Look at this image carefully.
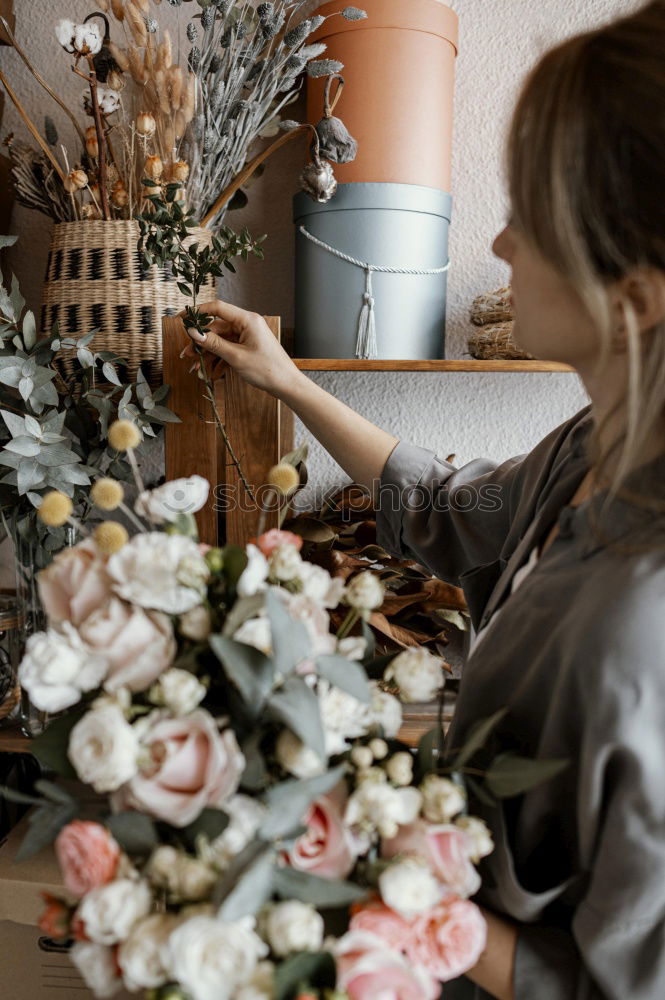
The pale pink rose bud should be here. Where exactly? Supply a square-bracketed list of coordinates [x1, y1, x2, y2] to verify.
[55, 821, 120, 898]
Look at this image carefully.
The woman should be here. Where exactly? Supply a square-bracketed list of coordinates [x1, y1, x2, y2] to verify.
[181, 3, 665, 997]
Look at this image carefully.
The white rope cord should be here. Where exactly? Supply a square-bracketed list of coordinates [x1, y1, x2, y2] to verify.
[299, 224, 451, 359]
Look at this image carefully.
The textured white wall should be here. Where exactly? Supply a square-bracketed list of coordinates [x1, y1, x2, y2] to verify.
[0, 0, 642, 524]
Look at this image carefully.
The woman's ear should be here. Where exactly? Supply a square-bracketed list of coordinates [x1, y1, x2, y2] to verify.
[615, 267, 665, 335]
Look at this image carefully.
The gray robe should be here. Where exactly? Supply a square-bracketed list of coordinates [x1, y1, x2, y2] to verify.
[375, 404, 665, 999]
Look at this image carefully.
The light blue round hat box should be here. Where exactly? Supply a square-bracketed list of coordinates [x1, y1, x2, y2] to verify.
[293, 182, 452, 360]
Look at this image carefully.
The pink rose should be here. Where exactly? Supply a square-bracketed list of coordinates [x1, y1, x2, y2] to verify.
[38, 538, 112, 626]
[55, 821, 120, 898]
[255, 528, 303, 557]
[408, 896, 487, 982]
[287, 791, 358, 879]
[78, 597, 176, 692]
[112, 710, 244, 827]
[382, 820, 481, 898]
[335, 930, 440, 1000]
[350, 898, 415, 951]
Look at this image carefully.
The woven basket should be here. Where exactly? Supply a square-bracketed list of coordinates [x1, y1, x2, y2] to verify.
[467, 321, 536, 361]
[40, 220, 215, 390]
[469, 285, 513, 326]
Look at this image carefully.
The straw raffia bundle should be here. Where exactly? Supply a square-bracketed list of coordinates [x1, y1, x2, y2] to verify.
[467, 286, 535, 360]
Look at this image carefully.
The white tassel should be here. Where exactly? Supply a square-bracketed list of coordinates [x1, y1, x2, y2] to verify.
[355, 266, 378, 360]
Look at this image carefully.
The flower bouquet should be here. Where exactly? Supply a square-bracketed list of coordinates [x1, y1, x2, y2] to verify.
[0, 418, 542, 1000]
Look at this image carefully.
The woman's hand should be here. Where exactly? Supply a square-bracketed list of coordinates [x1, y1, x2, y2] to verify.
[178, 299, 303, 399]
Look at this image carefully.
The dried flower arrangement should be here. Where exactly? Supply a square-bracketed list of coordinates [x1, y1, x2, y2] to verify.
[0, 2, 365, 229]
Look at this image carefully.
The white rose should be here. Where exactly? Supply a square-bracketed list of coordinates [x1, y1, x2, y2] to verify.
[233, 615, 272, 656]
[263, 901, 324, 958]
[298, 561, 345, 608]
[421, 774, 467, 824]
[344, 571, 384, 611]
[68, 703, 139, 793]
[135, 476, 210, 524]
[318, 679, 371, 755]
[455, 815, 495, 862]
[73, 22, 103, 55]
[345, 783, 422, 839]
[268, 542, 303, 582]
[108, 533, 209, 614]
[97, 87, 121, 114]
[237, 544, 269, 598]
[164, 915, 268, 1000]
[77, 879, 152, 945]
[235, 960, 275, 1000]
[55, 18, 76, 52]
[118, 913, 178, 991]
[368, 682, 402, 738]
[200, 794, 267, 870]
[337, 635, 367, 660]
[384, 648, 445, 703]
[275, 729, 325, 779]
[151, 668, 206, 715]
[379, 858, 442, 918]
[285, 593, 335, 658]
[70, 942, 122, 998]
[146, 846, 216, 901]
[385, 751, 414, 787]
[18, 623, 106, 712]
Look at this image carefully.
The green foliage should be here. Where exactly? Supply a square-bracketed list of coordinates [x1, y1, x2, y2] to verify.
[0, 237, 179, 564]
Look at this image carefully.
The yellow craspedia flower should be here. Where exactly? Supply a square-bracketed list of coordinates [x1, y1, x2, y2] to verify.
[108, 419, 141, 451]
[93, 521, 129, 555]
[267, 462, 299, 495]
[91, 478, 124, 511]
[38, 491, 73, 527]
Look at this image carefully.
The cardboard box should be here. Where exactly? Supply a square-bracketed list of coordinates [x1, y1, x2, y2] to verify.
[0, 816, 133, 999]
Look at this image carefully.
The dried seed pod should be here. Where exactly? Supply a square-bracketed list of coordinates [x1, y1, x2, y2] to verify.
[136, 111, 157, 137]
[81, 202, 101, 219]
[64, 168, 89, 193]
[85, 125, 99, 158]
[111, 180, 129, 206]
[107, 69, 125, 91]
[108, 41, 130, 72]
[170, 160, 189, 183]
[145, 154, 163, 180]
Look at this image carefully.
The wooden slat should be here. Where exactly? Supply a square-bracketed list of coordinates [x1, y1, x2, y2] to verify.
[220, 317, 294, 545]
[162, 315, 221, 544]
[0, 729, 31, 754]
[292, 358, 574, 372]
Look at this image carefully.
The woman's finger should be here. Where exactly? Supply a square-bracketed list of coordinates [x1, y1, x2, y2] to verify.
[177, 298, 250, 329]
[185, 325, 242, 362]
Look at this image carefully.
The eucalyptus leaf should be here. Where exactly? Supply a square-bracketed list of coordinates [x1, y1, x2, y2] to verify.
[273, 866, 367, 907]
[105, 812, 159, 855]
[454, 707, 509, 770]
[209, 634, 275, 708]
[268, 675, 326, 760]
[23, 310, 37, 350]
[484, 753, 570, 799]
[4, 437, 41, 457]
[261, 766, 345, 840]
[216, 845, 275, 921]
[31, 709, 85, 778]
[264, 587, 311, 676]
[315, 654, 370, 704]
[16, 802, 79, 862]
[275, 951, 336, 1000]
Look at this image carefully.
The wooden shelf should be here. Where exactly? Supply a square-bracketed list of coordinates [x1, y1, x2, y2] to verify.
[293, 359, 575, 372]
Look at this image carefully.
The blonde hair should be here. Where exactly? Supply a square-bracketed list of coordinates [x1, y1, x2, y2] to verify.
[506, 1, 665, 551]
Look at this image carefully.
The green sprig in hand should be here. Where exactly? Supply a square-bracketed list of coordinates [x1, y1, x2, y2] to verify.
[136, 180, 266, 505]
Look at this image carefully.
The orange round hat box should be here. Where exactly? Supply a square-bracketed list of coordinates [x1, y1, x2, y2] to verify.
[307, 0, 459, 190]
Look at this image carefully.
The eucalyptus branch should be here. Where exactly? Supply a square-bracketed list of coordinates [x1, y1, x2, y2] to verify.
[136, 182, 266, 507]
